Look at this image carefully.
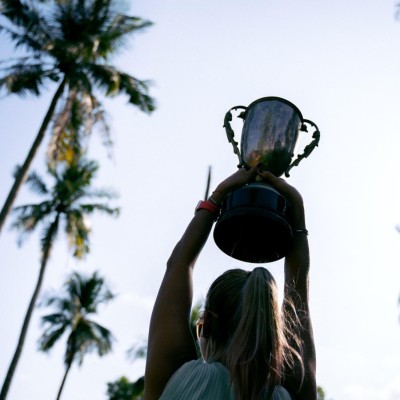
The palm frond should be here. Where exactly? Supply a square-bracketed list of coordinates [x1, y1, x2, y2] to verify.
[0, 56, 36, 69]
[126, 341, 147, 361]
[47, 88, 78, 164]
[39, 295, 72, 313]
[107, 15, 153, 38]
[81, 93, 112, 151]
[90, 321, 114, 355]
[84, 63, 120, 95]
[12, 201, 53, 234]
[0, 0, 55, 56]
[52, 0, 103, 63]
[52, 158, 99, 204]
[1, 0, 39, 30]
[40, 312, 68, 326]
[119, 72, 155, 112]
[48, 90, 113, 164]
[38, 270, 115, 368]
[82, 188, 118, 200]
[0, 63, 56, 96]
[39, 215, 60, 255]
[85, 63, 155, 112]
[88, 101, 111, 147]
[0, 24, 46, 55]
[78, 271, 114, 312]
[65, 211, 90, 258]
[26, 171, 49, 195]
[38, 322, 68, 352]
[65, 315, 113, 365]
[65, 272, 84, 308]
[97, 15, 153, 58]
[78, 92, 96, 135]
[79, 203, 119, 217]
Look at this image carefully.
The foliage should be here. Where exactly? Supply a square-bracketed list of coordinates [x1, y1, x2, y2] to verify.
[0, 0, 155, 162]
[0, 156, 119, 400]
[126, 300, 204, 363]
[0, 0, 156, 235]
[106, 376, 144, 400]
[317, 386, 326, 400]
[0, 0, 156, 108]
[189, 300, 203, 358]
[39, 270, 115, 365]
[39, 270, 115, 399]
[317, 385, 333, 400]
[12, 156, 119, 257]
[119, 301, 203, 399]
[126, 341, 147, 361]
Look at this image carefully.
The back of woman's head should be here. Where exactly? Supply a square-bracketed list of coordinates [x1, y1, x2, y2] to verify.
[204, 267, 299, 400]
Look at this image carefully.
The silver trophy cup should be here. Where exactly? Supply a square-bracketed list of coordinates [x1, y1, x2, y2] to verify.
[213, 96, 320, 263]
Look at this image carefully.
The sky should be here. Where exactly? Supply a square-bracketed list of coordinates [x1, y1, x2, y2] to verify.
[1, 0, 400, 399]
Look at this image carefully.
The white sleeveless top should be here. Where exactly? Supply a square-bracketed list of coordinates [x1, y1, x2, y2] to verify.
[159, 359, 292, 399]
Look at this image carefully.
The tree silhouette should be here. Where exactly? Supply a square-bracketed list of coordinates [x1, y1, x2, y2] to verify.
[106, 376, 145, 400]
[0, 157, 118, 400]
[0, 0, 155, 234]
[39, 271, 115, 400]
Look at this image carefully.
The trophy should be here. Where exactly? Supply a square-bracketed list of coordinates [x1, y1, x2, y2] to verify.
[213, 96, 320, 263]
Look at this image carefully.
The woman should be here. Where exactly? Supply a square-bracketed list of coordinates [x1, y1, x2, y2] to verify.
[144, 167, 316, 399]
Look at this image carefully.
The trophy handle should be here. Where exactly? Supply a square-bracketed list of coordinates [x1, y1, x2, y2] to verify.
[223, 106, 247, 168]
[285, 119, 321, 177]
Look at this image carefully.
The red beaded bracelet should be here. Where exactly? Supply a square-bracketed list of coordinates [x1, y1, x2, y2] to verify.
[195, 200, 220, 220]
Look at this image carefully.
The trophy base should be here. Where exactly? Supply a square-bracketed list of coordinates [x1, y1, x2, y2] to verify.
[213, 183, 293, 263]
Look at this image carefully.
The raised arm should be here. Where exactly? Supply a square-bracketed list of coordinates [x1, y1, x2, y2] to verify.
[144, 167, 257, 400]
[258, 172, 316, 400]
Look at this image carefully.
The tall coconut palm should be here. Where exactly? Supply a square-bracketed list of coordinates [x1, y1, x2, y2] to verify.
[0, 157, 119, 400]
[39, 270, 115, 400]
[0, 0, 155, 234]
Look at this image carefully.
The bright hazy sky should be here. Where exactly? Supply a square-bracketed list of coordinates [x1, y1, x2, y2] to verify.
[1, 1, 400, 399]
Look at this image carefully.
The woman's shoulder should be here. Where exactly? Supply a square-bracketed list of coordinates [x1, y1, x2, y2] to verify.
[273, 385, 294, 400]
[160, 359, 293, 400]
[159, 359, 232, 399]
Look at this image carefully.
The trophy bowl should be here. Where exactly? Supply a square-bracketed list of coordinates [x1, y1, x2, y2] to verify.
[213, 96, 320, 263]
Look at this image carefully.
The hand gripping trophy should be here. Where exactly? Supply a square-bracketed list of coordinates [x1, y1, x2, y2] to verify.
[213, 96, 320, 263]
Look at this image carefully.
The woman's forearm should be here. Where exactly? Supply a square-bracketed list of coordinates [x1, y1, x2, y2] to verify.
[283, 228, 316, 399]
[167, 208, 217, 270]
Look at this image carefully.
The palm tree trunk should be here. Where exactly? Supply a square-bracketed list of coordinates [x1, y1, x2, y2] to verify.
[0, 77, 67, 235]
[56, 356, 73, 400]
[0, 217, 59, 400]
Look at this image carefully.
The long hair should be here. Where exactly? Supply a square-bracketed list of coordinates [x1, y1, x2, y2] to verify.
[203, 267, 302, 400]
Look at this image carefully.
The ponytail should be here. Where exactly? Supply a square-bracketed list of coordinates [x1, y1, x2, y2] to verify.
[204, 268, 302, 400]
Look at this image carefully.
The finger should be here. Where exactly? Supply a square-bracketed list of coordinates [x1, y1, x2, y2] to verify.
[257, 171, 294, 196]
[237, 165, 257, 181]
[247, 164, 258, 176]
[257, 171, 302, 204]
[257, 171, 285, 187]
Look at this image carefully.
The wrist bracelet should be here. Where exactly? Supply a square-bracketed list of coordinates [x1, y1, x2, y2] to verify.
[208, 195, 219, 206]
[293, 228, 308, 235]
[209, 190, 225, 206]
[195, 200, 220, 220]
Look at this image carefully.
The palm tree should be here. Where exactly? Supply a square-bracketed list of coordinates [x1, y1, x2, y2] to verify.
[0, 157, 119, 400]
[39, 270, 115, 400]
[0, 0, 155, 234]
